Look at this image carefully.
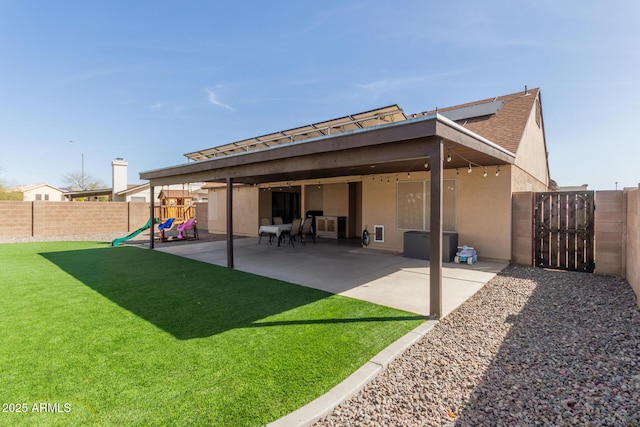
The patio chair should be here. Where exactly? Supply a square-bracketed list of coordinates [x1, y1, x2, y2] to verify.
[177, 217, 199, 240]
[273, 216, 283, 225]
[286, 218, 302, 247]
[300, 217, 315, 245]
[259, 217, 273, 244]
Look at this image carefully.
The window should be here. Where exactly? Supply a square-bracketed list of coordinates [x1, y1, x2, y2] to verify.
[397, 181, 423, 230]
[44, 194, 49, 201]
[35, 194, 42, 200]
[397, 180, 457, 231]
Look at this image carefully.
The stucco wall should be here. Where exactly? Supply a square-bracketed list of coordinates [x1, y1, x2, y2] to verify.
[207, 187, 258, 236]
[626, 189, 640, 306]
[0, 201, 148, 237]
[304, 185, 323, 212]
[513, 95, 549, 188]
[23, 186, 65, 201]
[511, 165, 548, 193]
[322, 183, 349, 217]
[361, 168, 512, 261]
[195, 202, 208, 231]
[594, 191, 624, 276]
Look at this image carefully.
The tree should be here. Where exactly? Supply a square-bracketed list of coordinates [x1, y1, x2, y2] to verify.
[0, 166, 21, 200]
[62, 171, 105, 191]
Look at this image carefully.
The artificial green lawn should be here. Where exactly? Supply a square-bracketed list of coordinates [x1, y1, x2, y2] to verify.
[0, 242, 424, 426]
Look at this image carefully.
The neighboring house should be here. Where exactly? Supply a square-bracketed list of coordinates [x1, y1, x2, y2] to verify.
[13, 183, 65, 201]
[63, 157, 206, 204]
[140, 88, 550, 264]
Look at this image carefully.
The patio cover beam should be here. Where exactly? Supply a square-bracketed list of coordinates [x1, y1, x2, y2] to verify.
[226, 177, 234, 268]
[149, 184, 155, 249]
[427, 140, 443, 319]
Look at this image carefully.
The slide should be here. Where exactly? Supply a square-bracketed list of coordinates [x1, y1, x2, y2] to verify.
[111, 219, 155, 247]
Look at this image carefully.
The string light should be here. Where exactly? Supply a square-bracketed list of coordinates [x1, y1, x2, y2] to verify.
[407, 172, 411, 178]
[447, 150, 452, 162]
[468, 163, 472, 173]
[483, 167, 488, 177]
[496, 166, 501, 176]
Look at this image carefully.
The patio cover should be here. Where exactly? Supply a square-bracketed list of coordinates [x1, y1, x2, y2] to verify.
[140, 113, 516, 318]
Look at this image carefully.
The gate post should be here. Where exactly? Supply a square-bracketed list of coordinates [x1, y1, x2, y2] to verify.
[511, 192, 535, 266]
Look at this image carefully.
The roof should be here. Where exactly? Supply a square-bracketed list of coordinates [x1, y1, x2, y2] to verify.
[64, 188, 113, 197]
[141, 88, 546, 186]
[158, 189, 194, 199]
[185, 88, 538, 163]
[116, 182, 149, 196]
[411, 87, 540, 154]
[12, 183, 64, 192]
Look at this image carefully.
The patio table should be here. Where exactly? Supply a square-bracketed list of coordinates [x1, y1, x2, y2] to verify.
[258, 223, 292, 246]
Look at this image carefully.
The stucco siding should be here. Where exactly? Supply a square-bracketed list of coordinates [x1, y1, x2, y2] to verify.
[362, 175, 404, 250]
[207, 187, 258, 236]
[513, 96, 549, 188]
[23, 186, 65, 201]
[361, 169, 512, 261]
[456, 167, 512, 261]
[511, 166, 548, 193]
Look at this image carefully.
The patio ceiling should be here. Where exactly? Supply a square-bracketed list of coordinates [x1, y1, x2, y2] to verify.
[140, 114, 516, 187]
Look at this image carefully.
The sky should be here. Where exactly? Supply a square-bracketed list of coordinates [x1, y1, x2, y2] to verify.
[0, 0, 638, 191]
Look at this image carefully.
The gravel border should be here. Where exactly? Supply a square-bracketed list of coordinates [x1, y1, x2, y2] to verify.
[314, 266, 640, 426]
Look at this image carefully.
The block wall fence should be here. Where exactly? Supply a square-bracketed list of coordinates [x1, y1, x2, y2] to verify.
[512, 189, 640, 306]
[0, 201, 149, 238]
[0, 201, 210, 239]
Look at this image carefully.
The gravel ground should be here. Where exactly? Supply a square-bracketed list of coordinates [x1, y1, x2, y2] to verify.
[315, 266, 640, 427]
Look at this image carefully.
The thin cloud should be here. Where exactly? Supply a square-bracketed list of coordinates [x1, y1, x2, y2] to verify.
[355, 71, 464, 93]
[149, 102, 167, 109]
[205, 88, 235, 111]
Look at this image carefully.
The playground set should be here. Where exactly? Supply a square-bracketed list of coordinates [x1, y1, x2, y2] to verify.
[111, 217, 199, 247]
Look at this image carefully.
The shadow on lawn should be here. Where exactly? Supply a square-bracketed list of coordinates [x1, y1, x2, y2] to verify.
[40, 246, 423, 340]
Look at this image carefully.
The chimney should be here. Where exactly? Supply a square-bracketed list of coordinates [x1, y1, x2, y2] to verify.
[112, 158, 128, 201]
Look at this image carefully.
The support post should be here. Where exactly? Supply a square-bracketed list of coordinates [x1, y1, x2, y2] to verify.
[149, 184, 155, 249]
[226, 177, 234, 268]
[428, 140, 443, 319]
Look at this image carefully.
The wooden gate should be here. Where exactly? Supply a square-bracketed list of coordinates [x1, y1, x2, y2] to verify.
[534, 191, 595, 272]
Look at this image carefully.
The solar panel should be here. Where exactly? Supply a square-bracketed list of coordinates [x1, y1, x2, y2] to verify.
[184, 105, 406, 160]
[440, 100, 504, 122]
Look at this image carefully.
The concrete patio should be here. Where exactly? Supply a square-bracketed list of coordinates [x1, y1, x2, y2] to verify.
[155, 236, 507, 317]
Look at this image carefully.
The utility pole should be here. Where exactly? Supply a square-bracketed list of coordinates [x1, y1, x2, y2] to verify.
[70, 140, 85, 190]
